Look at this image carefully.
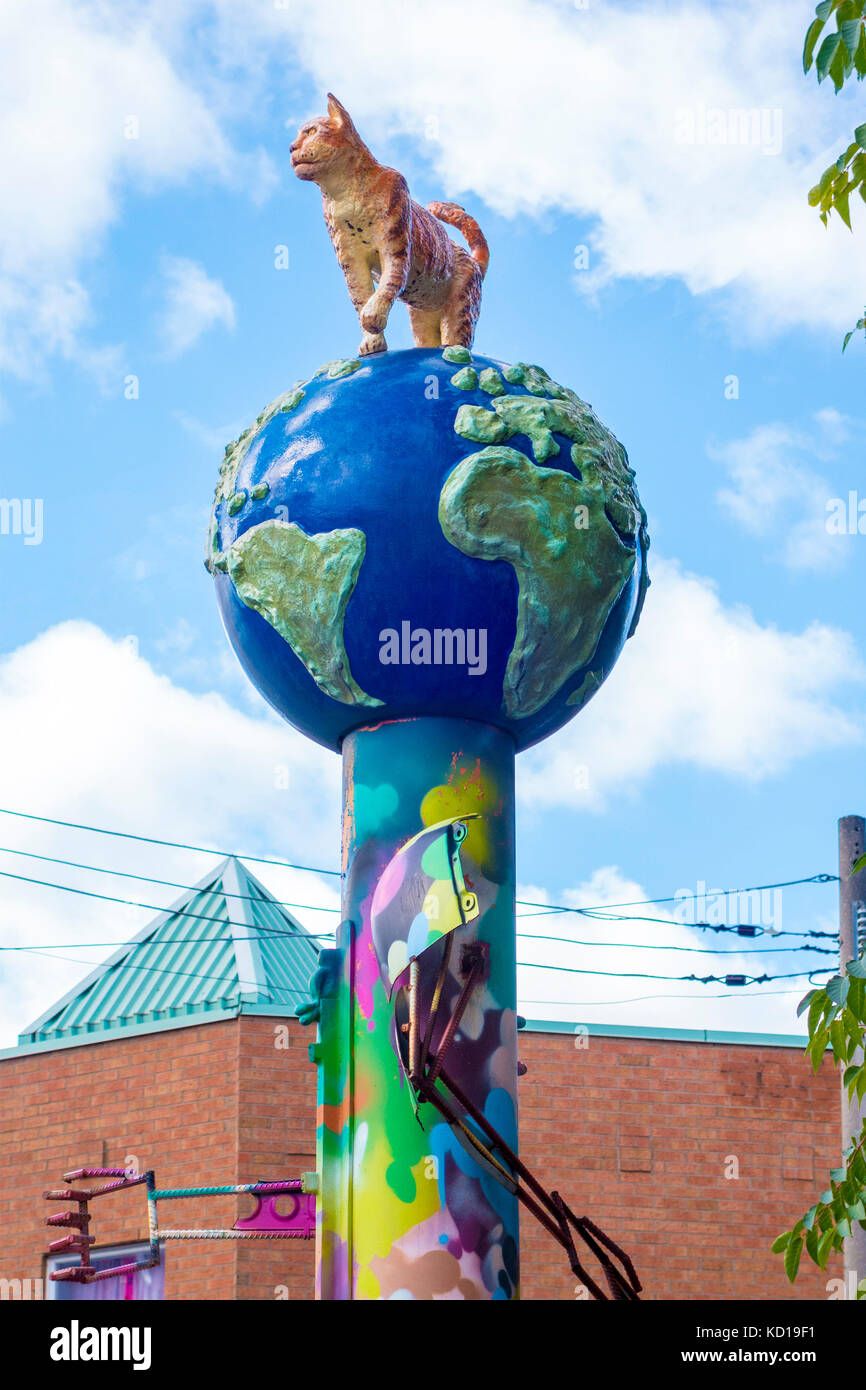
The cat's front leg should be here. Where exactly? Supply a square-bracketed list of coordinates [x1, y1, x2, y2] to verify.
[360, 247, 410, 336]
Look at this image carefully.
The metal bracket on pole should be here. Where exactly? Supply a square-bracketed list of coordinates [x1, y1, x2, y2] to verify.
[44, 1170, 315, 1283]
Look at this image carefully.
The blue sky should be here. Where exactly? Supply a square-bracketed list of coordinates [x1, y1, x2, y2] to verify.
[0, 0, 864, 1045]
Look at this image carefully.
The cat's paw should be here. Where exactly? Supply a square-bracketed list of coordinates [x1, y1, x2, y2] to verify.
[360, 292, 390, 334]
[359, 332, 387, 356]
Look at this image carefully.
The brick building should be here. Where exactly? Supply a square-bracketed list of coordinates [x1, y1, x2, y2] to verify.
[0, 858, 841, 1300]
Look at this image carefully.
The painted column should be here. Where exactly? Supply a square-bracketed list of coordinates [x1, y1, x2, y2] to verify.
[315, 715, 519, 1300]
[839, 815, 866, 1297]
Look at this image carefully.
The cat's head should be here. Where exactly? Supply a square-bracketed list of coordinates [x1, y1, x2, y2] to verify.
[290, 94, 367, 184]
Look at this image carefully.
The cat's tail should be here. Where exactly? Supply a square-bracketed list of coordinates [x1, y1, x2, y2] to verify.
[428, 202, 490, 278]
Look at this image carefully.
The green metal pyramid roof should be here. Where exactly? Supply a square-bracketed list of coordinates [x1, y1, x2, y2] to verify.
[15, 857, 320, 1052]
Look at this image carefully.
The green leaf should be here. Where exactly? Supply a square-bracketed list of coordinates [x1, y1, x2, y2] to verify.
[840, 19, 863, 55]
[843, 1063, 862, 1088]
[847, 1200, 866, 1221]
[784, 1233, 803, 1283]
[831, 1166, 847, 1181]
[798, 989, 819, 1018]
[819, 164, 838, 196]
[808, 991, 828, 1035]
[803, 1204, 819, 1231]
[771, 1230, 791, 1253]
[810, 1027, 831, 1071]
[805, 16, 829, 70]
[830, 1018, 847, 1057]
[805, 1226, 821, 1263]
[815, 1, 834, 20]
[820, 1189, 834, 1203]
[837, 1217, 851, 1238]
[817, 31, 844, 80]
[836, 188, 853, 228]
[853, 850, 866, 873]
[827, 975, 850, 1007]
[806, 16, 829, 70]
[818, 1228, 836, 1265]
[846, 956, 866, 978]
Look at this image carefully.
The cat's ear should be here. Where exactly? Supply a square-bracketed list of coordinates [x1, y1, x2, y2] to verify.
[327, 93, 360, 140]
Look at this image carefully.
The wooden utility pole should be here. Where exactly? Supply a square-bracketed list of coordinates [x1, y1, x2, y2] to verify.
[839, 814, 866, 1298]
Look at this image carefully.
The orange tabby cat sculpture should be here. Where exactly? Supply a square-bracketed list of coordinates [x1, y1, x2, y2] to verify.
[290, 95, 489, 356]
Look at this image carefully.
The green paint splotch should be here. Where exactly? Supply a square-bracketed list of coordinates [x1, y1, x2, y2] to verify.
[224, 519, 384, 707]
[315, 358, 363, 380]
[439, 446, 636, 719]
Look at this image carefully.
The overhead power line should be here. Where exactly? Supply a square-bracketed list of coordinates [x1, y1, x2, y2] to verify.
[0, 805, 839, 921]
[13, 938, 833, 996]
[0, 843, 834, 941]
[21, 947, 306, 1002]
[0, 844, 341, 912]
[0, 865, 837, 963]
[0, 806, 340, 878]
[0, 868, 337, 942]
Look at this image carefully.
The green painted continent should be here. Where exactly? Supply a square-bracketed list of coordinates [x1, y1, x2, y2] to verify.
[224, 519, 383, 707]
[438, 446, 636, 719]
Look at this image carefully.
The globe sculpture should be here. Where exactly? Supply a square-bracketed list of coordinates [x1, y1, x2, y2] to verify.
[207, 347, 648, 752]
[206, 96, 649, 1303]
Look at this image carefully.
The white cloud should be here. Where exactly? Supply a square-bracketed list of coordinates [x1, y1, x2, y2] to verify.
[516, 865, 817, 1035]
[246, 0, 866, 338]
[518, 557, 865, 811]
[0, 612, 847, 1046]
[0, 0, 268, 385]
[710, 412, 864, 570]
[1, 0, 862, 387]
[0, 621, 340, 1047]
[156, 255, 236, 357]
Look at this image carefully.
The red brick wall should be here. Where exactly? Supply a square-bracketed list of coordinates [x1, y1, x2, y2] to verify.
[0, 1019, 842, 1300]
[0, 1020, 243, 1300]
[518, 1030, 842, 1300]
[234, 1016, 316, 1301]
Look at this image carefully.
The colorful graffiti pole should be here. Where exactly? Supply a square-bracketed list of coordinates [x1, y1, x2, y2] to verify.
[202, 97, 650, 1300]
[317, 717, 518, 1300]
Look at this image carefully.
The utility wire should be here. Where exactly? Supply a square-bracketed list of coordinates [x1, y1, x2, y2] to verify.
[0, 806, 838, 918]
[0, 807, 339, 878]
[0, 844, 341, 911]
[3, 922, 833, 989]
[0, 868, 336, 942]
[519, 875, 839, 918]
[19, 947, 306, 1001]
[0, 866, 837, 961]
[517, 961, 832, 985]
[0, 930, 835, 958]
[518, 986, 816, 1007]
[0, 843, 832, 940]
[0, 841, 837, 940]
[14, 941, 832, 992]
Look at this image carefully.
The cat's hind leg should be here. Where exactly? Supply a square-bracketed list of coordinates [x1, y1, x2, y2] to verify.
[407, 306, 442, 348]
[439, 260, 482, 349]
